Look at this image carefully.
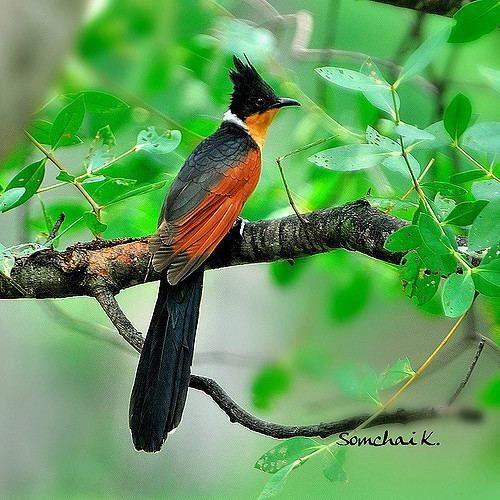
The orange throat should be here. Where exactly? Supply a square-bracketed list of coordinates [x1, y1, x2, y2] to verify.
[244, 109, 279, 149]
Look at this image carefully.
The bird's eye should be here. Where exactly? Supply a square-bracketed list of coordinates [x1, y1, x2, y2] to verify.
[255, 97, 265, 107]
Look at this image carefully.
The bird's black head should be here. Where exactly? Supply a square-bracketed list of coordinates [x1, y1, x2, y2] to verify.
[228, 55, 300, 121]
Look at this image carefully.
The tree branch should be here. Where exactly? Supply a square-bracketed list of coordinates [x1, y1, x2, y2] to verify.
[369, 0, 469, 16]
[1, 200, 407, 300]
[86, 281, 483, 440]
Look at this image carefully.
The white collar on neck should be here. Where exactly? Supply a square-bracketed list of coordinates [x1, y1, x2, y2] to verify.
[223, 110, 248, 130]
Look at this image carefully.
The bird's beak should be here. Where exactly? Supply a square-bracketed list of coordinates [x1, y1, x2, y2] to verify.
[270, 97, 301, 109]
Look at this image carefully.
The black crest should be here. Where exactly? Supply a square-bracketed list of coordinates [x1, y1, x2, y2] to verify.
[229, 55, 279, 119]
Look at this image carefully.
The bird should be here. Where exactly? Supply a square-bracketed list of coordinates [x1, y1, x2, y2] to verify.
[129, 55, 300, 452]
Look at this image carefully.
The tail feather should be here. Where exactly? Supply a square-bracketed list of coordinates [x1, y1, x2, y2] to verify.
[129, 268, 204, 452]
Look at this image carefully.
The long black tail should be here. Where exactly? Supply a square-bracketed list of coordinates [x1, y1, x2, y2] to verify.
[129, 267, 204, 452]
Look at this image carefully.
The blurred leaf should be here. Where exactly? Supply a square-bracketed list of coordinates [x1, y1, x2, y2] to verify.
[479, 374, 500, 406]
[384, 225, 421, 252]
[0, 188, 26, 213]
[450, 169, 486, 184]
[3, 159, 46, 210]
[257, 461, 299, 500]
[322, 448, 347, 483]
[79, 91, 129, 113]
[463, 122, 500, 155]
[309, 144, 388, 171]
[50, 95, 85, 149]
[293, 346, 331, 379]
[136, 126, 182, 154]
[269, 259, 307, 287]
[442, 272, 475, 317]
[472, 180, 500, 201]
[382, 153, 421, 178]
[82, 212, 107, 236]
[85, 125, 116, 172]
[251, 363, 291, 410]
[255, 437, 319, 474]
[378, 357, 415, 390]
[400, 251, 441, 304]
[316, 67, 390, 91]
[215, 19, 276, 62]
[444, 93, 472, 141]
[418, 213, 453, 254]
[449, 0, 500, 43]
[335, 364, 381, 405]
[328, 271, 371, 323]
[413, 121, 451, 150]
[479, 66, 500, 93]
[468, 198, 500, 250]
[421, 181, 467, 198]
[360, 58, 399, 118]
[397, 26, 451, 85]
[443, 200, 488, 226]
[104, 180, 167, 206]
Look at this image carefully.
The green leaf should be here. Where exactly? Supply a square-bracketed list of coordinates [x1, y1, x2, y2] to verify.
[85, 125, 116, 172]
[322, 448, 347, 483]
[433, 193, 456, 220]
[416, 244, 457, 276]
[384, 225, 421, 252]
[255, 437, 319, 474]
[450, 169, 486, 184]
[395, 122, 435, 142]
[378, 357, 415, 390]
[449, 0, 500, 43]
[104, 180, 167, 206]
[418, 213, 453, 255]
[308, 144, 389, 171]
[80, 91, 129, 113]
[0, 188, 26, 213]
[82, 212, 107, 236]
[472, 180, 500, 202]
[3, 159, 46, 210]
[316, 67, 390, 92]
[412, 121, 452, 150]
[479, 375, 500, 406]
[0, 248, 15, 277]
[468, 198, 500, 250]
[136, 127, 182, 154]
[420, 181, 467, 198]
[400, 250, 441, 304]
[442, 272, 475, 317]
[251, 363, 291, 410]
[360, 58, 399, 119]
[473, 256, 500, 297]
[50, 95, 85, 149]
[365, 126, 399, 151]
[382, 153, 421, 178]
[56, 171, 76, 183]
[28, 119, 52, 145]
[463, 122, 500, 155]
[444, 93, 472, 141]
[397, 26, 451, 85]
[444, 200, 488, 226]
[257, 461, 299, 500]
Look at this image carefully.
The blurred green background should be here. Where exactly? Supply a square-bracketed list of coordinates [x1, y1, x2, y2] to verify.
[1, 0, 499, 498]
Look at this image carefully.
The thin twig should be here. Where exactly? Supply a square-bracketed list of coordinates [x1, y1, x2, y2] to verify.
[47, 213, 66, 243]
[448, 337, 486, 406]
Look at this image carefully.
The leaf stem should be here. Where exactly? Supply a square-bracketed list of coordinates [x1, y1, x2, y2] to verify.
[455, 144, 500, 182]
[24, 131, 102, 219]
